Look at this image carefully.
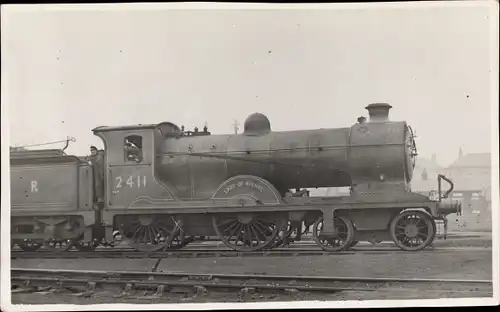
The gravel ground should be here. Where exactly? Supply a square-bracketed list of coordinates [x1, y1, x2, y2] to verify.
[10, 258, 158, 272]
[153, 249, 493, 280]
[10, 249, 492, 280]
[7, 234, 494, 306]
[8, 248, 493, 305]
[447, 211, 492, 232]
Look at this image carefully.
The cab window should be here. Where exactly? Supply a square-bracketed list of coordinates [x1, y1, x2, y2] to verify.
[124, 135, 143, 163]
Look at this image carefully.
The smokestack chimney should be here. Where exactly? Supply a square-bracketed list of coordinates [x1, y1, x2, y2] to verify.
[365, 103, 392, 123]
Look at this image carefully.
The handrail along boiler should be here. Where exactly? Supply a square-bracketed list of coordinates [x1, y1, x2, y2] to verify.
[10, 103, 461, 253]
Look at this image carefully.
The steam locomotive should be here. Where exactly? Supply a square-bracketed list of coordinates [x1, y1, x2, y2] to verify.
[10, 103, 461, 253]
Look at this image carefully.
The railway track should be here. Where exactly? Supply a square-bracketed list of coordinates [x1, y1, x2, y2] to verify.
[11, 233, 491, 259]
[11, 268, 493, 300]
[11, 245, 490, 259]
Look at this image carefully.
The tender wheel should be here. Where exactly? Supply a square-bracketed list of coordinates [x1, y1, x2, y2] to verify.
[389, 210, 436, 251]
[42, 239, 76, 252]
[18, 239, 42, 252]
[312, 216, 354, 252]
[212, 213, 286, 252]
[119, 215, 183, 252]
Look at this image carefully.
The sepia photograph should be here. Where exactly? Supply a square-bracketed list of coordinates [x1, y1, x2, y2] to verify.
[1, 1, 499, 311]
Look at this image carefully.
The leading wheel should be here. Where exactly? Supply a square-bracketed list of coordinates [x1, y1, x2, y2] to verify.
[313, 216, 354, 252]
[389, 210, 436, 251]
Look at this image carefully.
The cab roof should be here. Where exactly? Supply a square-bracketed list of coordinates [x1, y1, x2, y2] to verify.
[92, 124, 158, 133]
[92, 122, 183, 136]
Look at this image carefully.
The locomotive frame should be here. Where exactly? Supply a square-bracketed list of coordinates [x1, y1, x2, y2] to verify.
[10, 103, 462, 253]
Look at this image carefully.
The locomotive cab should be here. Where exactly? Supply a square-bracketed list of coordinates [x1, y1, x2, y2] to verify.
[92, 123, 177, 211]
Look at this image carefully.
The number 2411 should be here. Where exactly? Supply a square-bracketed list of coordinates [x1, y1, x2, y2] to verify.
[116, 176, 147, 189]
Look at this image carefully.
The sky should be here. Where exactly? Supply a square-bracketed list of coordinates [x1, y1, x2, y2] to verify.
[2, 2, 497, 167]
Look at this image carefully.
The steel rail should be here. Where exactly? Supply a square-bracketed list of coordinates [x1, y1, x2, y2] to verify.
[12, 268, 493, 284]
[11, 245, 482, 252]
[13, 276, 359, 293]
[12, 268, 492, 286]
[11, 268, 492, 300]
[11, 246, 490, 260]
[11, 244, 491, 252]
[11, 268, 378, 294]
[9, 234, 490, 255]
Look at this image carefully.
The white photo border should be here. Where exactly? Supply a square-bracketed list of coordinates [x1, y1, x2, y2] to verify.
[1, 1, 499, 310]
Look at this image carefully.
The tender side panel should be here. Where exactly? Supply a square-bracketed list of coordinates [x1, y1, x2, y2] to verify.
[11, 161, 81, 211]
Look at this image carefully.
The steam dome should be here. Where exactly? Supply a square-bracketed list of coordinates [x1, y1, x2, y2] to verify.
[243, 113, 271, 136]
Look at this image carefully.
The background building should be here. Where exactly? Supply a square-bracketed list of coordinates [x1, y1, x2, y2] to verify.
[411, 153, 444, 194]
[411, 149, 492, 231]
[444, 151, 491, 214]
